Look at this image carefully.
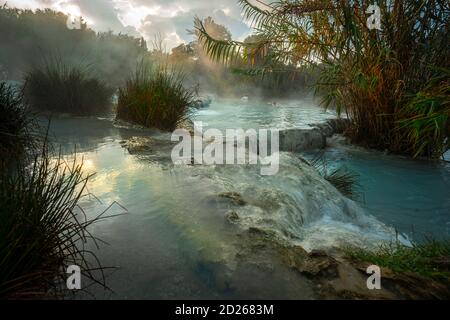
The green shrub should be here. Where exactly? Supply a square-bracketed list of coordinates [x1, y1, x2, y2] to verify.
[398, 68, 450, 158]
[116, 62, 196, 131]
[23, 60, 113, 116]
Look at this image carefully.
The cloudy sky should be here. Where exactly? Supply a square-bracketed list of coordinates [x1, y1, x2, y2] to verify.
[6, 0, 254, 49]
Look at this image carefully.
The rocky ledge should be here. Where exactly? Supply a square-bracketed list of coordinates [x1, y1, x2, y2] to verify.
[239, 228, 450, 300]
[279, 119, 350, 152]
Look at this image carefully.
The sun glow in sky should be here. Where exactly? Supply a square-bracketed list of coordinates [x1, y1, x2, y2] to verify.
[6, 0, 252, 50]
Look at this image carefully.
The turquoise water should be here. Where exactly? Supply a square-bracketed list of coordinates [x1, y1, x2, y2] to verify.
[193, 97, 337, 130]
[194, 99, 450, 240]
[308, 147, 450, 240]
[42, 98, 450, 299]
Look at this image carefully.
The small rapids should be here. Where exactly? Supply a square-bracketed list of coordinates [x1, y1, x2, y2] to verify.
[44, 115, 400, 259]
[184, 152, 401, 252]
[41, 98, 447, 298]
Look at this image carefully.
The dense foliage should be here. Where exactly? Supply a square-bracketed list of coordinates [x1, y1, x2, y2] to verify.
[196, 0, 450, 158]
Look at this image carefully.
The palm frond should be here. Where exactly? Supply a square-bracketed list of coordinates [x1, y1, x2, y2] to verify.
[194, 17, 245, 64]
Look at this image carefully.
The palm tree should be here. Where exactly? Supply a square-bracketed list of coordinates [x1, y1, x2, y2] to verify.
[194, 0, 450, 158]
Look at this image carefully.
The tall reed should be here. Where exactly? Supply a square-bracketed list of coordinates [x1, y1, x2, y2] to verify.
[0, 82, 38, 168]
[23, 59, 113, 116]
[0, 145, 111, 298]
[116, 62, 196, 131]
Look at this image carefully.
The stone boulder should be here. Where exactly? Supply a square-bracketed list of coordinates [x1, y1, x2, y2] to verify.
[279, 128, 326, 152]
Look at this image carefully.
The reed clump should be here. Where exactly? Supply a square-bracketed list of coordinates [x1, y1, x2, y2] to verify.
[0, 144, 112, 298]
[116, 62, 196, 131]
[0, 82, 38, 168]
[1, 84, 112, 298]
[23, 60, 113, 116]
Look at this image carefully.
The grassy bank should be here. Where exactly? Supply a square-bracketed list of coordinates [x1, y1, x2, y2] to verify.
[346, 239, 450, 282]
[116, 62, 196, 131]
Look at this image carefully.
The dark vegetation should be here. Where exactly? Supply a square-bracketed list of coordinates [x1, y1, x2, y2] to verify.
[116, 62, 196, 131]
[23, 59, 113, 116]
[310, 155, 361, 200]
[0, 82, 38, 168]
[0, 147, 110, 298]
[154, 16, 314, 98]
[0, 6, 308, 101]
[196, 0, 450, 159]
[1, 79, 111, 299]
[0, 5, 147, 87]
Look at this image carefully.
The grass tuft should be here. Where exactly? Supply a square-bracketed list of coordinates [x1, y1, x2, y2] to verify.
[0, 144, 112, 299]
[345, 239, 450, 281]
[0, 82, 38, 168]
[322, 167, 360, 200]
[116, 62, 196, 131]
[23, 59, 113, 116]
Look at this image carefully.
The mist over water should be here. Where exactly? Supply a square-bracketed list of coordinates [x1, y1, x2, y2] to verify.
[37, 98, 450, 299]
[193, 98, 337, 130]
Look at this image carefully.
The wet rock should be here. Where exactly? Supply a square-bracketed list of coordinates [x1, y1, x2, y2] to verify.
[247, 227, 273, 237]
[326, 134, 351, 148]
[225, 210, 240, 223]
[312, 123, 334, 138]
[120, 137, 154, 154]
[316, 261, 397, 300]
[313, 119, 351, 138]
[218, 192, 247, 206]
[113, 118, 151, 131]
[279, 119, 351, 152]
[279, 128, 326, 152]
[191, 96, 213, 109]
[282, 246, 339, 278]
[241, 188, 283, 211]
[120, 136, 176, 155]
